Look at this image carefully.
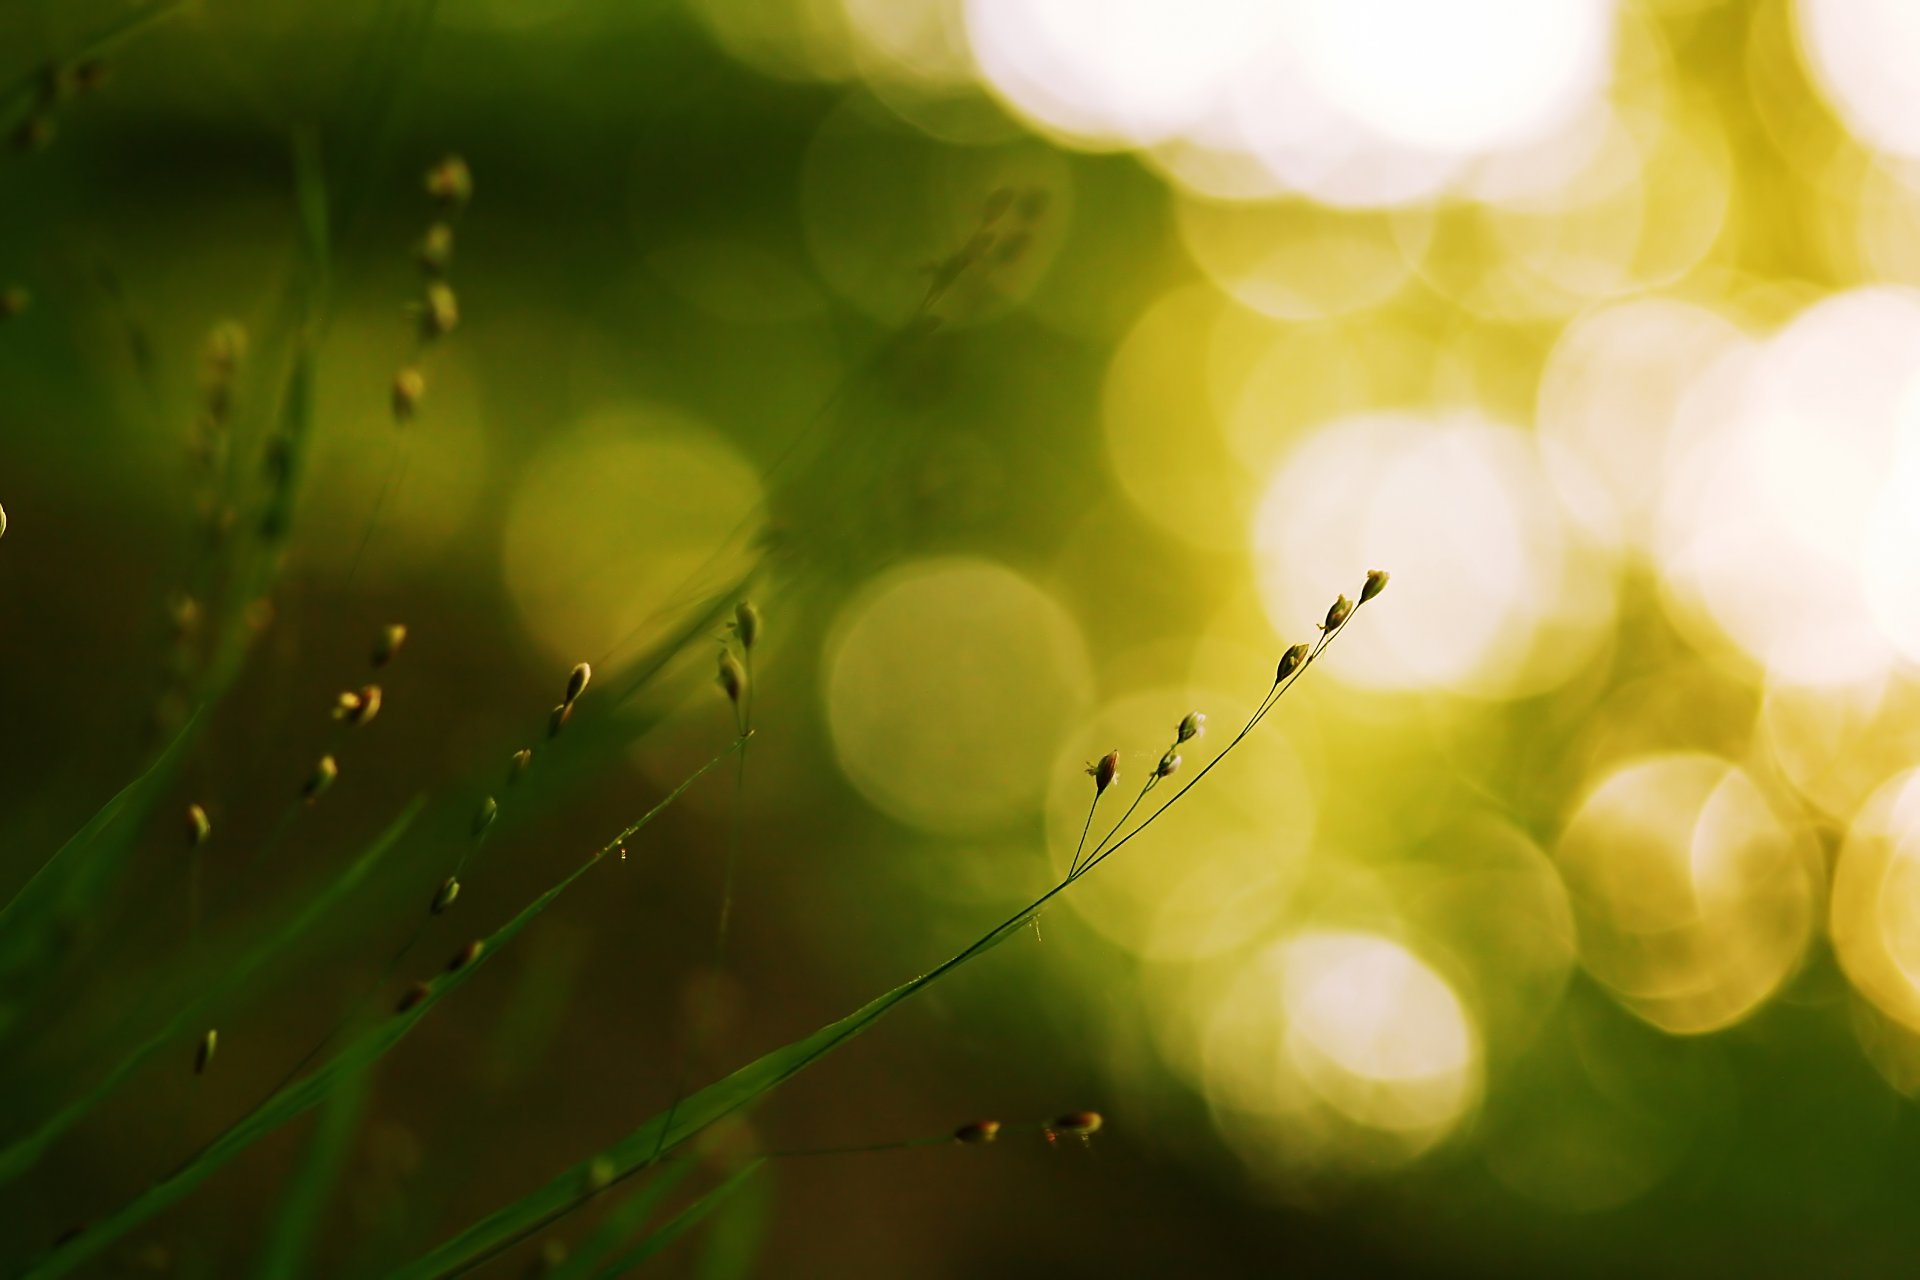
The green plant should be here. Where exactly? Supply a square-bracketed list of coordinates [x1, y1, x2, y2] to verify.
[0, 10, 1387, 1275]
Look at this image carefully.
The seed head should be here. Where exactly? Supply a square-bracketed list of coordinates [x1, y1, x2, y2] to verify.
[185, 803, 211, 848]
[391, 367, 425, 423]
[1086, 750, 1119, 796]
[548, 702, 572, 739]
[953, 1120, 1001, 1145]
[447, 939, 484, 972]
[1051, 1110, 1102, 1137]
[508, 748, 533, 784]
[0, 500, 6, 539]
[1156, 751, 1181, 779]
[71, 60, 111, 95]
[372, 623, 408, 668]
[0, 286, 28, 319]
[333, 684, 382, 727]
[1275, 642, 1309, 684]
[717, 650, 746, 705]
[420, 282, 459, 340]
[1177, 711, 1205, 743]
[1322, 594, 1353, 631]
[13, 113, 53, 152]
[395, 981, 432, 1015]
[566, 661, 591, 705]
[734, 600, 761, 650]
[424, 154, 473, 207]
[304, 755, 339, 801]
[418, 221, 454, 274]
[1360, 568, 1389, 604]
[472, 795, 498, 838]
[431, 876, 461, 915]
[194, 1029, 217, 1075]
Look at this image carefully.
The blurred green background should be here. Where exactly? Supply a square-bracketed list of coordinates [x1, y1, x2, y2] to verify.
[12, 0, 1920, 1275]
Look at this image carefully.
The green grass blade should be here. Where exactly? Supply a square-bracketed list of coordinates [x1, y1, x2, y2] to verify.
[694, 1156, 768, 1280]
[392, 889, 1050, 1279]
[594, 1162, 766, 1280]
[255, 1066, 370, 1280]
[546, 1162, 693, 1280]
[0, 798, 423, 1186]
[0, 712, 202, 999]
[18, 744, 739, 1279]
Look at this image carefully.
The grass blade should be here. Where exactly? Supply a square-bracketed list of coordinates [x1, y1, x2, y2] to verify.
[392, 891, 1047, 1279]
[594, 1162, 765, 1279]
[0, 798, 423, 1186]
[546, 1162, 693, 1280]
[18, 743, 740, 1279]
[255, 1064, 370, 1280]
[0, 712, 202, 1012]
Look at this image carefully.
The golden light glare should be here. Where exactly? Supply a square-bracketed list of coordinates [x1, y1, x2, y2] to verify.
[1251, 413, 1616, 698]
[1554, 754, 1820, 1035]
[1537, 296, 1745, 552]
[1656, 288, 1920, 684]
[1831, 769, 1920, 1039]
[964, 0, 1619, 208]
[1195, 931, 1479, 1178]
[500, 405, 762, 672]
[1793, 0, 1920, 163]
[823, 558, 1092, 834]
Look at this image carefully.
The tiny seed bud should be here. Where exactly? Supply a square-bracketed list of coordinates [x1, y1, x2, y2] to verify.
[1360, 568, 1389, 604]
[352, 684, 382, 726]
[418, 221, 454, 274]
[565, 662, 591, 705]
[395, 981, 432, 1015]
[734, 600, 760, 650]
[372, 623, 408, 668]
[1322, 594, 1353, 631]
[1156, 751, 1180, 779]
[71, 60, 110, 95]
[431, 876, 460, 915]
[332, 690, 364, 722]
[953, 1120, 1001, 1145]
[391, 367, 425, 423]
[472, 795, 497, 838]
[717, 651, 746, 705]
[194, 1029, 217, 1075]
[447, 939, 484, 972]
[13, 113, 53, 152]
[586, 1156, 616, 1192]
[1177, 712, 1205, 743]
[1085, 750, 1119, 796]
[424, 155, 473, 207]
[185, 803, 211, 847]
[1051, 1110, 1102, 1136]
[548, 701, 572, 739]
[304, 755, 338, 801]
[508, 748, 532, 784]
[1275, 642, 1309, 684]
[0, 286, 28, 319]
[421, 282, 458, 339]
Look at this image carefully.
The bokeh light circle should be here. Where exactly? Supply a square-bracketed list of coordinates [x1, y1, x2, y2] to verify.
[824, 557, 1093, 833]
[1251, 412, 1616, 697]
[501, 404, 762, 671]
[1554, 754, 1819, 1034]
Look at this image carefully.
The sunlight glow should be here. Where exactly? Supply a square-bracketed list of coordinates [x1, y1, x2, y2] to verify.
[824, 558, 1092, 833]
[1555, 755, 1820, 1035]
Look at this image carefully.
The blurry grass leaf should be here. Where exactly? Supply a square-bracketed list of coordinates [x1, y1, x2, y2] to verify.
[547, 1161, 693, 1280]
[0, 712, 202, 1019]
[695, 1154, 768, 1280]
[596, 1161, 766, 1279]
[20, 745, 738, 1279]
[0, 798, 422, 1185]
[393, 899, 1045, 1277]
[256, 1062, 370, 1280]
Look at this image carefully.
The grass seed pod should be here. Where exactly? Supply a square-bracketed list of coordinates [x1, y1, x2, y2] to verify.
[566, 661, 591, 705]
[1360, 568, 1389, 604]
[431, 876, 461, 915]
[372, 623, 407, 668]
[953, 1120, 1001, 1145]
[304, 755, 338, 801]
[734, 600, 760, 650]
[396, 981, 432, 1014]
[185, 803, 211, 847]
[447, 939, 484, 972]
[194, 1029, 217, 1075]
